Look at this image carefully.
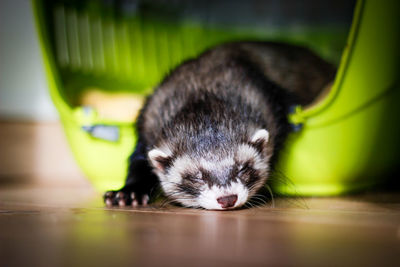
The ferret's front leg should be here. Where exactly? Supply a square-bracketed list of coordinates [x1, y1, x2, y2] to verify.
[104, 140, 159, 207]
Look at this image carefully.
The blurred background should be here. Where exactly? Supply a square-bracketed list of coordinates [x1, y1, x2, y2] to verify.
[0, 0, 85, 186]
[0, 0, 57, 121]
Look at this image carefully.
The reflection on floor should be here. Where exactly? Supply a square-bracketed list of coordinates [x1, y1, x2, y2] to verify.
[0, 185, 399, 267]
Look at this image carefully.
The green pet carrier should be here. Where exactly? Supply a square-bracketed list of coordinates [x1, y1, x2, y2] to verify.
[33, 0, 400, 195]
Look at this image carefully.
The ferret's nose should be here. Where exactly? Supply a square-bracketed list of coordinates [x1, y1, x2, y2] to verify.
[217, 194, 238, 208]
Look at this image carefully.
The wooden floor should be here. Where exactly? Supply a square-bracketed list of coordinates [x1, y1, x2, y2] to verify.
[0, 185, 399, 267]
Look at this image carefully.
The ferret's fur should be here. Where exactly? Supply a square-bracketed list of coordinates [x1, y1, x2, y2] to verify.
[104, 41, 335, 209]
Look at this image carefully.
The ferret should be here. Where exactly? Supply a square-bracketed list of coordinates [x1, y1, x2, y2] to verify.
[104, 41, 335, 210]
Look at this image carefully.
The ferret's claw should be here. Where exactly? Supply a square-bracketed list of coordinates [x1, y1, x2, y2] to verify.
[105, 198, 113, 207]
[104, 190, 150, 207]
[142, 195, 149, 206]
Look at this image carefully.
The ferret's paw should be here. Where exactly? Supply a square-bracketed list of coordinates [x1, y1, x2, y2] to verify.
[104, 190, 149, 207]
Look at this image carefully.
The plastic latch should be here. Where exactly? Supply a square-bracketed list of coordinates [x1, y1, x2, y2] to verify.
[82, 124, 120, 142]
[288, 105, 305, 132]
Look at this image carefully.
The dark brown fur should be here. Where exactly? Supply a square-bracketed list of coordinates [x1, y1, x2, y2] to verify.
[104, 41, 336, 207]
[138, 41, 335, 158]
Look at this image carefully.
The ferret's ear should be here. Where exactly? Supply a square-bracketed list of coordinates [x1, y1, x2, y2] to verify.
[250, 129, 269, 153]
[148, 149, 172, 173]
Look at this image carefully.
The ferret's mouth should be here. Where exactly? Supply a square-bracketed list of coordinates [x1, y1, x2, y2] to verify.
[202, 200, 246, 210]
[197, 182, 249, 210]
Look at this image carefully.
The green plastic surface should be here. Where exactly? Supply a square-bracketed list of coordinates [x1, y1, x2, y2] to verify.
[33, 0, 399, 195]
[274, 0, 400, 195]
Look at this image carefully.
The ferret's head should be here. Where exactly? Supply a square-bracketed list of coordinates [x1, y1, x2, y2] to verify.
[148, 129, 272, 210]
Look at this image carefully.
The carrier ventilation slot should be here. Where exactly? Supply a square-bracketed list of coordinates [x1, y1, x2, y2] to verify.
[51, 4, 211, 85]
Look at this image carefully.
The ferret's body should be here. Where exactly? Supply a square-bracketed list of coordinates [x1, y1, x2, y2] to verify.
[104, 41, 335, 209]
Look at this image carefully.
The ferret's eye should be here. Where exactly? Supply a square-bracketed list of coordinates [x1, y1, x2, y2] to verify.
[196, 172, 202, 180]
[183, 172, 202, 182]
[238, 162, 252, 175]
[191, 172, 202, 182]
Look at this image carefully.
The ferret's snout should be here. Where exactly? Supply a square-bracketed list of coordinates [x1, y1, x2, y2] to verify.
[217, 194, 238, 208]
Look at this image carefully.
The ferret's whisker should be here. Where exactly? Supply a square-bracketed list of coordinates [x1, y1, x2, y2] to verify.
[265, 184, 275, 208]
